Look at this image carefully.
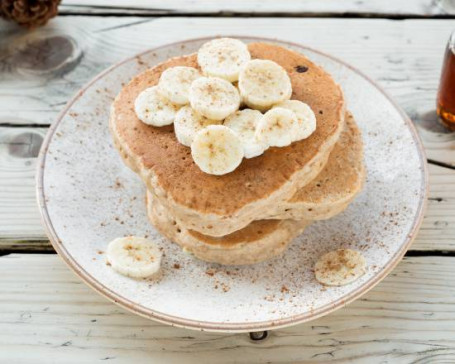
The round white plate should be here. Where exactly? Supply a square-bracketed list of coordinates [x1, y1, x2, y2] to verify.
[37, 37, 428, 333]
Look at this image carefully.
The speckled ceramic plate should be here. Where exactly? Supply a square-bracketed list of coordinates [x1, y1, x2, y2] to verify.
[37, 37, 428, 333]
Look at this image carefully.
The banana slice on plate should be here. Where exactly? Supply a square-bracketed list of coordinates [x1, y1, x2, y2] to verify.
[189, 77, 241, 120]
[315, 249, 366, 286]
[275, 100, 316, 141]
[255, 107, 298, 147]
[197, 38, 251, 82]
[238, 59, 292, 111]
[174, 106, 221, 147]
[224, 109, 267, 158]
[191, 125, 244, 175]
[134, 86, 179, 127]
[158, 66, 201, 105]
[106, 236, 162, 279]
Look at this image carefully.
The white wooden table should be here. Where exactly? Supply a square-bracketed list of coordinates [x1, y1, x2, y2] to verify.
[1, 1, 455, 362]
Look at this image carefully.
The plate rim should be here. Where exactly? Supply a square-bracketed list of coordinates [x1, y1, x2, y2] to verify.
[36, 35, 429, 333]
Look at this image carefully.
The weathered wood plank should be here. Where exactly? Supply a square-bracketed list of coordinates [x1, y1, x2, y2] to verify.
[0, 125, 453, 252]
[1, 17, 454, 250]
[0, 254, 454, 362]
[0, 127, 47, 241]
[0, 17, 450, 130]
[0, 17, 455, 165]
[1, 16, 453, 164]
[60, 0, 450, 16]
[418, 164, 455, 251]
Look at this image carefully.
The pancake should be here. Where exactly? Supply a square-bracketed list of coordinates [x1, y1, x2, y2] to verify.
[143, 111, 363, 236]
[145, 113, 364, 265]
[267, 111, 365, 220]
[147, 192, 308, 265]
[110, 41, 345, 237]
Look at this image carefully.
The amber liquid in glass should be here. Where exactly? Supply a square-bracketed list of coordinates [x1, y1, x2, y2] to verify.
[437, 42, 455, 131]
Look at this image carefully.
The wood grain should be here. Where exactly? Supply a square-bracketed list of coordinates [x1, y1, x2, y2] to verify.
[0, 10, 453, 360]
[0, 127, 47, 242]
[0, 17, 454, 251]
[0, 126, 453, 251]
[0, 253, 454, 362]
[1, 17, 454, 163]
[60, 0, 450, 16]
[0, 17, 450, 137]
[418, 164, 455, 251]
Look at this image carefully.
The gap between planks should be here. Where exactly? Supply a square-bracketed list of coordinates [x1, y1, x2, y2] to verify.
[58, 0, 452, 17]
[56, 11, 455, 20]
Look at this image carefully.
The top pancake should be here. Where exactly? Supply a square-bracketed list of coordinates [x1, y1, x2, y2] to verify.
[111, 42, 345, 217]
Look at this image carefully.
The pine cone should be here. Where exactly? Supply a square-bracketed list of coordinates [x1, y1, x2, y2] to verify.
[0, 0, 61, 28]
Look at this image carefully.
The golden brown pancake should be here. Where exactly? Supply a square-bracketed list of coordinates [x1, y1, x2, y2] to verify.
[145, 112, 365, 265]
[110, 42, 345, 236]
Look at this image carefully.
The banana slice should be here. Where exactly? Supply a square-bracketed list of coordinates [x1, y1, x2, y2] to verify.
[275, 100, 316, 141]
[315, 249, 366, 286]
[158, 66, 201, 105]
[238, 59, 292, 111]
[134, 86, 179, 127]
[197, 38, 251, 82]
[191, 125, 244, 175]
[189, 77, 241, 120]
[255, 107, 298, 147]
[106, 236, 162, 279]
[174, 106, 221, 147]
[224, 109, 267, 158]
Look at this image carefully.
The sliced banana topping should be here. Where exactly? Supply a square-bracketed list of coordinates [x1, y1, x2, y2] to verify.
[189, 77, 241, 120]
[107, 236, 162, 279]
[238, 59, 292, 111]
[197, 38, 251, 82]
[224, 109, 267, 158]
[134, 86, 179, 127]
[315, 249, 366, 286]
[191, 125, 244, 175]
[275, 100, 316, 141]
[158, 66, 201, 105]
[132, 39, 319, 176]
[174, 106, 221, 147]
[255, 107, 298, 147]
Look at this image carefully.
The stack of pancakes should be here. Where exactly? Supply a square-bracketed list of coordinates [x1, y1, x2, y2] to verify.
[110, 42, 365, 265]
